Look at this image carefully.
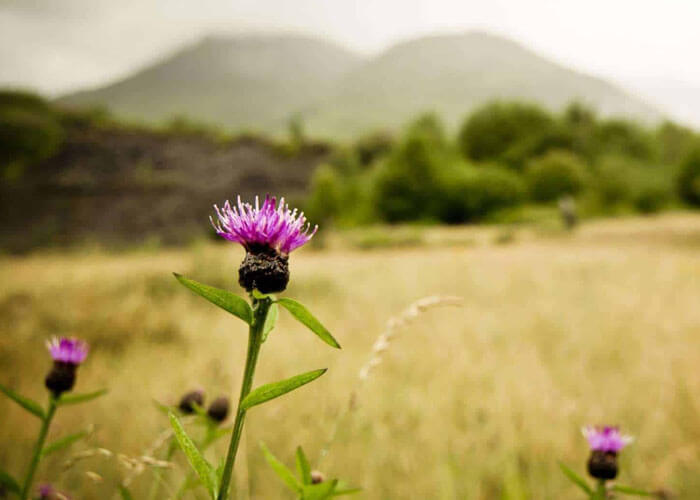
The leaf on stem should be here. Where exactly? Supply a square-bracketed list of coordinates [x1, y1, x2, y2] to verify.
[174, 273, 253, 325]
[277, 298, 340, 349]
[241, 369, 327, 411]
[332, 486, 362, 497]
[296, 446, 312, 485]
[57, 389, 108, 406]
[41, 430, 88, 457]
[611, 485, 656, 497]
[0, 468, 20, 495]
[168, 411, 218, 499]
[558, 462, 593, 495]
[118, 485, 134, 500]
[0, 383, 45, 419]
[302, 479, 339, 500]
[260, 442, 301, 493]
[262, 302, 279, 342]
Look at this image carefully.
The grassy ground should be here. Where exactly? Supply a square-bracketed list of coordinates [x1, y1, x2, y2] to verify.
[1, 213, 699, 499]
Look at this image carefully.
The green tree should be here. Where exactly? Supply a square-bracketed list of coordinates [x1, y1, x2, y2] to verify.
[526, 150, 588, 202]
[677, 145, 700, 206]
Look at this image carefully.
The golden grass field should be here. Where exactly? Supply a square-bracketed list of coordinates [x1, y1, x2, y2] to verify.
[1, 213, 700, 499]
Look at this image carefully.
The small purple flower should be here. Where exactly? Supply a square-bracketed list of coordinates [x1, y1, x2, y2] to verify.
[582, 426, 633, 453]
[46, 337, 89, 365]
[211, 195, 317, 255]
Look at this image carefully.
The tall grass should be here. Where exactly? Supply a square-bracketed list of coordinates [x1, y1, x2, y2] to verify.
[1, 214, 699, 498]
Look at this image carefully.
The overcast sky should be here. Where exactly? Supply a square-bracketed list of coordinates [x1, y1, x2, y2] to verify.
[2, 0, 700, 97]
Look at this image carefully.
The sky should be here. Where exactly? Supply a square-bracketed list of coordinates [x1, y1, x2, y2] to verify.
[1, 0, 700, 123]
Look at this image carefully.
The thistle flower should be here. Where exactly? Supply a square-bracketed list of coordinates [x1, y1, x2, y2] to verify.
[38, 483, 69, 500]
[178, 389, 205, 414]
[207, 396, 230, 423]
[44, 337, 89, 397]
[211, 195, 317, 293]
[582, 426, 633, 480]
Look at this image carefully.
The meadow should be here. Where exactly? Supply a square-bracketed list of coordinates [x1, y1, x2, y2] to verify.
[1, 213, 699, 499]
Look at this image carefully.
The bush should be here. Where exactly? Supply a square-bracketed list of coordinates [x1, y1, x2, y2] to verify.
[458, 101, 554, 165]
[677, 145, 700, 206]
[438, 165, 526, 223]
[594, 119, 656, 161]
[526, 150, 588, 202]
[305, 164, 345, 224]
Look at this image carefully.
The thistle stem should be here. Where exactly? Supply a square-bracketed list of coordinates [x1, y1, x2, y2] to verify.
[217, 297, 271, 500]
[593, 479, 607, 500]
[21, 398, 56, 500]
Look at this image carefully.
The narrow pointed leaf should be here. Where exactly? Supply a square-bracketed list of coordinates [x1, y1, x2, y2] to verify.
[611, 485, 655, 496]
[169, 411, 218, 499]
[262, 302, 279, 342]
[558, 462, 592, 495]
[42, 430, 88, 457]
[174, 273, 253, 325]
[118, 485, 134, 500]
[260, 442, 301, 493]
[241, 369, 327, 411]
[296, 446, 312, 485]
[57, 388, 108, 406]
[0, 383, 45, 419]
[0, 468, 20, 495]
[277, 298, 340, 349]
[302, 479, 338, 500]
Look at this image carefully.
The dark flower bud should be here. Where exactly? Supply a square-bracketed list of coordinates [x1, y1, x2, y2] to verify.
[238, 246, 290, 294]
[587, 450, 618, 480]
[45, 362, 77, 398]
[310, 470, 325, 484]
[178, 389, 205, 414]
[207, 396, 230, 423]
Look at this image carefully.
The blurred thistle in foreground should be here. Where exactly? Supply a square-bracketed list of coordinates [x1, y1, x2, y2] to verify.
[583, 426, 633, 481]
[38, 483, 70, 500]
[174, 194, 338, 500]
[560, 425, 660, 499]
[0, 338, 105, 500]
[45, 337, 89, 397]
[211, 195, 317, 293]
[178, 389, 205, 414]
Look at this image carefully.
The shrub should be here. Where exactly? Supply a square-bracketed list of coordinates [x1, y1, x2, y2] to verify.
[526, 150, 588, 202]
[458, 101, 554, 164]
[305, 164, 345, 224]
[677, 145, 700, 206]
[594, 119, 656, 161]
[438, 165, 526, 223]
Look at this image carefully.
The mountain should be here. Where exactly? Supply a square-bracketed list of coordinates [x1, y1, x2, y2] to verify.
[623, 78, 700, 129]
[58, 35, 361, 134]
[306, 32, 660, 137]
[59, 32, 660, 138]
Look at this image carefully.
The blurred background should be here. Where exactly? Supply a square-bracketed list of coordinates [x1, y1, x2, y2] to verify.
[1, 1, 699, 498]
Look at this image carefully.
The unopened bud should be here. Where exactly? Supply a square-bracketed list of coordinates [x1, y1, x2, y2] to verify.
[311, 470, 325, 484]
[207, 397, 230, 423]
[178, 389, 205, 414]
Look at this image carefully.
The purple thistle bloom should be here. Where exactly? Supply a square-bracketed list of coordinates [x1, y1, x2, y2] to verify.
[38, 484, 55, 496]
[46, 337, 88, 365]
[582, 426, 633, 453]
[211, 195, 317, 255]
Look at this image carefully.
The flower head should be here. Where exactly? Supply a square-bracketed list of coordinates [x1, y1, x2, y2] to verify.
[46, 337, 88, 365]
[207, 396, 230, 423]
[582, 426, 633, 453]
[211, 195, 317, 255]
[179, 389, 205, 414]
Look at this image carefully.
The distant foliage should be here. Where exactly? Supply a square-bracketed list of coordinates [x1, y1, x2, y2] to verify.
[0, 91, 63, 177]
[526, 150, 588, 202]
[677, 145, 700, 206]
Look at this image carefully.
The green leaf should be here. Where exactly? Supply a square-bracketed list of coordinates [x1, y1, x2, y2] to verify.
[241, 369, 327, 411]
[277, 298, 340, 349]
[332, 487, 362, 496]
[174, 273, 253, 324]
[296, 446, 312, 485]
[611, 485, 656, 497]
[0, 383, 45, 419]
[42, 430, 88, 457]
[0, 468, 20, 495]
[262, 302, 279, 342]
[57, 388, 108, 406]
[118, 485, 134, 500]
[260, 442, 301, 493]
[558, 462, 593, 495]
[302, 479, 338, 500]
[169, 411, 218, 499]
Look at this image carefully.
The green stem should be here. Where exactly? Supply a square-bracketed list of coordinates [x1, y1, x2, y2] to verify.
[21, 398, 57, 500]
[217, 298, 271, 500]
[593, 480, 607, 500]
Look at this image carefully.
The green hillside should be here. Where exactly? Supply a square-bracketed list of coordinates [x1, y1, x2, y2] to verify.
[58, 34, 360, 135]
[58, 32, 659, 138]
